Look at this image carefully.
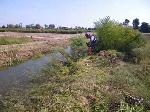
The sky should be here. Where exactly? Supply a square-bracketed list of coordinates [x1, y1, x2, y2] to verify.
[0, 0, 150, 27]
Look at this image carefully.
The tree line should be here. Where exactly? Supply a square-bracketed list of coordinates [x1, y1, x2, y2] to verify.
[0, 18, 150, 33]
[123, 18, 150, 33]
[0, 23, 95, 31]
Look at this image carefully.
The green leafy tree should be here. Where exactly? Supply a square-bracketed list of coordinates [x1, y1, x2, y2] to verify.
[35, 24, 41, 29]
[140, 22, 150, 33]
[133, 18, 140, 29]
[26, 25, 31, 29]
[15, 24, 22, 28]
[49, 24, 55, 29]
[44, 24, 48, 29]
[2, 25, 6, 28]
[123, 19, 130, 26]
[7, 24, 15, 28]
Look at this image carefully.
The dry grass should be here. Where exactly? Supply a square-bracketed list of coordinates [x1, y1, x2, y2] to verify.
[0, 32, 81, 38]
[0, 36, 32, 45]
[0, 34, 70, 68]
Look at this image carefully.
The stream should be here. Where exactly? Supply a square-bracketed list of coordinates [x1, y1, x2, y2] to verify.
[0, 47, 71, 96]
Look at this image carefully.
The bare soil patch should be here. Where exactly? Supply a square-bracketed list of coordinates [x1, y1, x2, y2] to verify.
[143, 33, 150, 41]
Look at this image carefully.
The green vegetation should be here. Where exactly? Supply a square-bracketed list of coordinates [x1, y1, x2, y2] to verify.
[94, 17, 146, 53]
[131, 44, 150, 64]
[1, 18, 150, 111]
[2, 52, 149, 111]
[31, 52, 44, 60]
[0, 28, 85, 34]
[70, 36, 88, 61]
[0, 36, 32, 45]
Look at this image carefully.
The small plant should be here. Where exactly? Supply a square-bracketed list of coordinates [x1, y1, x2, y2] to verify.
[70, 36, 88, 61]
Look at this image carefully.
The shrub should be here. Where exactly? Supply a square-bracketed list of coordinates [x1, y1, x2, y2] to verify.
[94, 17, 146, 53]
[70, 36, 87, 61]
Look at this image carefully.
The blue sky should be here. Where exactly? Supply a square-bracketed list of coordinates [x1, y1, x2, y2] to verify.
[0, 0, 149, 27]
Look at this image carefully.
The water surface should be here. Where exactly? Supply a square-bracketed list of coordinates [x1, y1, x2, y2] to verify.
[0, 50, 69, 96]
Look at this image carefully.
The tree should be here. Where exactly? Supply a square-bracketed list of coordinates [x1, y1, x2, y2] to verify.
[35, 24, 41, 29]
[140, 22, 150, 33]
[44, 24, 48, 29]
[2, 25, 6, 28]
[19, 23, 23, 28]
[26, 25, 31, 29]
[48, 24, 55, 29]
[7, 24, 15, 28]
[132, 18, 140, 29]
[31, 24, 35, 29]
[123, 19, 130, 26]
[26, 24, 35, 29]
[15, 24, 22, 28]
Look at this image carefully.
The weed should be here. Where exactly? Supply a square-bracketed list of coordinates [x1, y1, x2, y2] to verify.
[70, 36, 88, 61]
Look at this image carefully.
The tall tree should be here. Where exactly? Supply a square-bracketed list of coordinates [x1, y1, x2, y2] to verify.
[19, 23, 23, 28]
[35, 24, 41, 29]
[2, 25, 6, 28]
[140, 22, 150, 33]
[123, 19, 130, 26]
[44, 24, 48, 29]
[7, 24, 15, 28]
[26, 25, 31, 29]
[15, 24, 22, 28]
[49, 24, 55, 29]
[132, 18, 140, 29]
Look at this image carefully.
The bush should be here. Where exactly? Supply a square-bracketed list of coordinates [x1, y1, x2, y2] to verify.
[70, 36, 87, 61]
[94, 17, 146, 53]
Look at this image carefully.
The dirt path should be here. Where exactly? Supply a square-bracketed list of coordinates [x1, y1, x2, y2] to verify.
[143, 33, 150, 42]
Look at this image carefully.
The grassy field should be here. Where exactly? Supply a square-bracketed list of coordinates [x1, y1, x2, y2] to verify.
[0, 36, 32, 45]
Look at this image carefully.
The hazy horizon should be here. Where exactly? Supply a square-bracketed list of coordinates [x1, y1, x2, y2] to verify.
[0, 0, 150, 27]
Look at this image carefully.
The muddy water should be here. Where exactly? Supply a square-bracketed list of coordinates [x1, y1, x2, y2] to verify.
[0, 47, 70, 96]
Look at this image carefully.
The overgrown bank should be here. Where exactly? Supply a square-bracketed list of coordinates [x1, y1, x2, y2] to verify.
[1, 17, 150, 112]
[2, 47, 150, 111]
